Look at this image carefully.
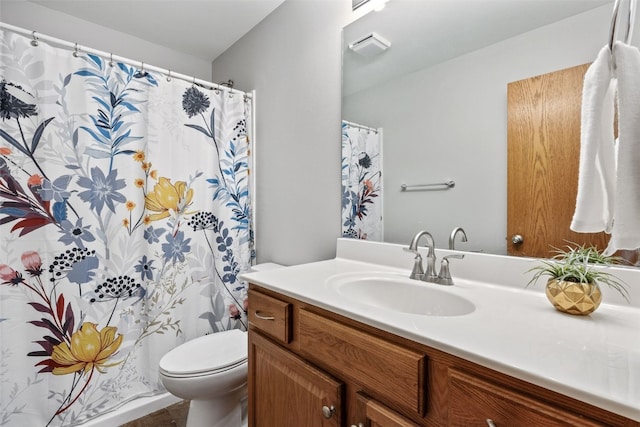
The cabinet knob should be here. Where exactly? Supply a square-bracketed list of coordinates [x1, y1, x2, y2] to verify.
[486, 419, 497, 427]
[321, 405, 335, 419]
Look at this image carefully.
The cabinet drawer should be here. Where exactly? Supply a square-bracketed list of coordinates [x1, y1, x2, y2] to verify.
[299, 309, 426, 416]
[248, 289, 291, 344]
[357, 393, 420, 427]
[448, 369, 601, 427]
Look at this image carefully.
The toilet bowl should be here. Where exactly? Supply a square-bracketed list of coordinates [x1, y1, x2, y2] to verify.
[159, 329, 248, 427]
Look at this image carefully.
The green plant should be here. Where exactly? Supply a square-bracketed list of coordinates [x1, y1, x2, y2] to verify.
[526, 243, 629, 302]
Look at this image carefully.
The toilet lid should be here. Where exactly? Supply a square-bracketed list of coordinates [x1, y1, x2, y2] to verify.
[159, 329, 247, 376]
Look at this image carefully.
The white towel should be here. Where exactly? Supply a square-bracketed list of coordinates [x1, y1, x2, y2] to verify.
[605, 42, 640, 254]
[571, 45, 617, 234]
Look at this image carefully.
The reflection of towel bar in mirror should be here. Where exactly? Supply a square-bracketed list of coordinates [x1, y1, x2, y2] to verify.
[400, 180, 455, 192]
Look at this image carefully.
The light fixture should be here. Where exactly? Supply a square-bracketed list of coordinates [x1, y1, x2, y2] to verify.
[348, 32, 391, 57]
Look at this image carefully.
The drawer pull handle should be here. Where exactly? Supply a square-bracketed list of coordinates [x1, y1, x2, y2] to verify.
[254, 311, 275, 321]
[486, 420, 497, 427]
[321, 405, 335, 419]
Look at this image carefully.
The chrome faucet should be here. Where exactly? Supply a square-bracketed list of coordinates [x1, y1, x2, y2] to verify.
[406, 230, 465, 285]
[449, 227, 468, 250]
[405, 230, 437, 281]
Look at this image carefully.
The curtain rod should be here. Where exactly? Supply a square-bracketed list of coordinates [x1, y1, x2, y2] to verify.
[342, 119, 379, 134]
[0, 22, 251, 99]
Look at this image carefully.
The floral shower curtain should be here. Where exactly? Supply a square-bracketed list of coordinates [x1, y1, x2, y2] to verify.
[0, 29, 254, 426]
[341, 121, 382, 241]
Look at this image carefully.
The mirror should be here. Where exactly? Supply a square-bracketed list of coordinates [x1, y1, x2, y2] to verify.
[341, 0, 619, 255]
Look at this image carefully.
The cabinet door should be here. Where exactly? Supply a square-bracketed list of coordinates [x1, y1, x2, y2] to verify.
[249, 331, 343, 427]
[448, 370, 601, 427]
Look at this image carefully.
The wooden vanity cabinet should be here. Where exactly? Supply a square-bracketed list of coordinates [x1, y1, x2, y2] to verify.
[247, 285, 637, 427]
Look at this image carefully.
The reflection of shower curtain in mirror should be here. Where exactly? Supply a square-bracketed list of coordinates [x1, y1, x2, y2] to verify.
[341, 121, 382, 241]
[0, 29, 254, 426]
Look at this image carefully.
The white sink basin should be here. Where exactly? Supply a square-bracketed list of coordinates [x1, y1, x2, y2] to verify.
[325, 273, 475, 316]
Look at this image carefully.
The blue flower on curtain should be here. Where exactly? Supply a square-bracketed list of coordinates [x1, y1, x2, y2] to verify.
[144, 225, 166, 244]
[77, 167, 127, 214]
[134, 255, 155, 281]
[58, 218, 96, 248]
[162, 231, 192, 264]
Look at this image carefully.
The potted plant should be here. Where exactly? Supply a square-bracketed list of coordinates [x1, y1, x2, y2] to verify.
[527, 244, 629, 315]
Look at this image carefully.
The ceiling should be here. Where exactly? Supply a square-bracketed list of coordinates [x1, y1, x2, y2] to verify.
[21, 0, 286, 62]
[343, 0, 613, 96]
[7, 0, 616, 91]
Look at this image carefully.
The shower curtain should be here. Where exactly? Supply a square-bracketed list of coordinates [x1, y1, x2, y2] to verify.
[0, 29, 254, 426]
[341, 121, 382, 241]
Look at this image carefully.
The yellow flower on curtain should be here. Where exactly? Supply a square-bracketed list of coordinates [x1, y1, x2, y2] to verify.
[51, 322, 123, 375]
[144, 177, 194, 222]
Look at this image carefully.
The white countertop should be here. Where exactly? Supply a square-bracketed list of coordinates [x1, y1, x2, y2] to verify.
[241, 239, 640, 421]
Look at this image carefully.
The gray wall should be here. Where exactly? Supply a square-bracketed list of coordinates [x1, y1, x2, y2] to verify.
[343, 5, 625, 254]
[212, 0, 353, 265]
[1, 0, 212, 79]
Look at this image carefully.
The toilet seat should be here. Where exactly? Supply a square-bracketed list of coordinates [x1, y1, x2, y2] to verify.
[159, 329, 247, 378]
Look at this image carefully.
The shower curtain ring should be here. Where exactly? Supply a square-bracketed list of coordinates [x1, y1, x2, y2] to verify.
[228, 90, 234, 99]
[215, 86, 221, 95]
[167, 70, 172, 82]
[140, 61, 145, 73]
[109, 53, 114, 67]
[192, 76, 196, 87]
[30, 31, 39, 47]
[72, 43, 80, 57]
[243, 94, 249, 103]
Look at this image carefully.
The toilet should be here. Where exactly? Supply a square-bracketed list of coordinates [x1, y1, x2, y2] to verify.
[159, 329, 248, 427]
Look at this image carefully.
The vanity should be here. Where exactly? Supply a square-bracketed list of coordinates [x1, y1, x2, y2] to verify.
[241, 239, 640, 426]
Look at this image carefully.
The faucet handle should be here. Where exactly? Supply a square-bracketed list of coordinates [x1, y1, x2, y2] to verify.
[409, 253, 424, 279]
[436, 254, 465, 286]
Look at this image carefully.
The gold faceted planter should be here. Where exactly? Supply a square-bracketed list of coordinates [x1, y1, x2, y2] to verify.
[545, 279, 602, 315]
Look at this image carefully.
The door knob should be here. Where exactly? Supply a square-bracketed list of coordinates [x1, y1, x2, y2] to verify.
[511, 234, 524, 245]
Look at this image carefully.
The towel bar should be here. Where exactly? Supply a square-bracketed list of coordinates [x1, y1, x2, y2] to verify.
[400, 180, 455, 191]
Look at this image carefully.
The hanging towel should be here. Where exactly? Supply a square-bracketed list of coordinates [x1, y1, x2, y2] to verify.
[571, 45, 617, 234]
[605, 41, 640, 254]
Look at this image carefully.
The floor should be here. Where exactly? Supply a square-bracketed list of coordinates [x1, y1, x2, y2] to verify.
[120, 400, 189, 427]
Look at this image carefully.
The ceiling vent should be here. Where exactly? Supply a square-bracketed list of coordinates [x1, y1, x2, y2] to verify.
[348, 32, 391, 57]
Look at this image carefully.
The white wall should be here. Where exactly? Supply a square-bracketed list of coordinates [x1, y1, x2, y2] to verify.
[212, 0, 354, 265]
[343, 4, 624, 254]
[0, 0, 212, 79]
